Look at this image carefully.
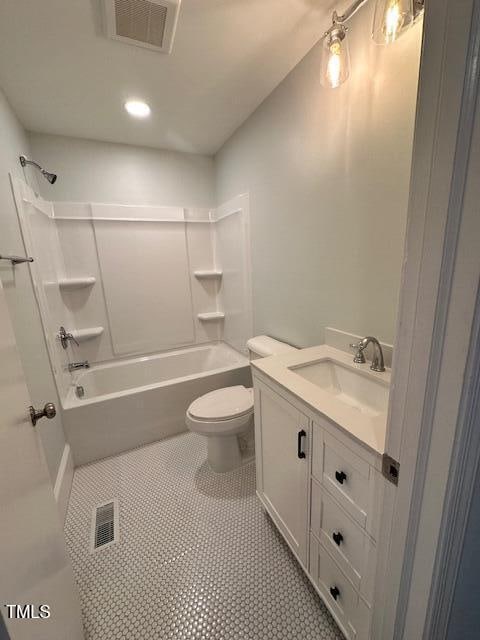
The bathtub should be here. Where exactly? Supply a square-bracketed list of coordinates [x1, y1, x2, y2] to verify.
[62, 342, 252, 465]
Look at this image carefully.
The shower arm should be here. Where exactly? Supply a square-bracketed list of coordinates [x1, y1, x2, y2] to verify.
[19, 156, 43, 171]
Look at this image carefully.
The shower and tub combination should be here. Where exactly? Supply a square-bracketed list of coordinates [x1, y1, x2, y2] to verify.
[63, 342, 251, 465]
[12, 176, 253, 467]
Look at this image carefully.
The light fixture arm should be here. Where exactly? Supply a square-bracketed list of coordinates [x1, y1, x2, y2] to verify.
[332, 0, 369, 25]
[324, 0, 368, 38]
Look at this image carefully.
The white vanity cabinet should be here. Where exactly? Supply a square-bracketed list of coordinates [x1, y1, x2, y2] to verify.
[253, 370, 384, 640]
[253, 378, 310, 568]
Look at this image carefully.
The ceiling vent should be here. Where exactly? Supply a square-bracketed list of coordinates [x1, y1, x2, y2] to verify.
[103, 0, 181, 54]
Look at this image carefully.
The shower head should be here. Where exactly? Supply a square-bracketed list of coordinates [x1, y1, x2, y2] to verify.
[42, 170, 57, 184]
[19, 155, 58, 184]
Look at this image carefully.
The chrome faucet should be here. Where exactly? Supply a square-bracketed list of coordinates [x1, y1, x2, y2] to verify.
[59, 326, 79, 349]
[68, 360, 90, 373]
[350, 336, 386, 372]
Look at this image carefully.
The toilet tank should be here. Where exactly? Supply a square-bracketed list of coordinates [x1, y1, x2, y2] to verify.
[246, 335, 298, 361]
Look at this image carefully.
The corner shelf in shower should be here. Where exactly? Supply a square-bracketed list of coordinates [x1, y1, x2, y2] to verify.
[197, 312, 225, 321]
[193, 270, 223, 279]
[71, 326, 104, 342]
[58, 276, 96, 290]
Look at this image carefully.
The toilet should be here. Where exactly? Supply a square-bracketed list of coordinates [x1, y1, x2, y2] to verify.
[186, 336, 297, 472]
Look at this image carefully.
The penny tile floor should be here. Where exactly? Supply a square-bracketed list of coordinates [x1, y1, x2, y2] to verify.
[65, 432, 343, 639]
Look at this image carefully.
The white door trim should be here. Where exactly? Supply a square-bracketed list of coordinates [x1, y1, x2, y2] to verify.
[422, 2, 480, 632]
[424, 278, 480, 637]
[373, 0, 480, 638]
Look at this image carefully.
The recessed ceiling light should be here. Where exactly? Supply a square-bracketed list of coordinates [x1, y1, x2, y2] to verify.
[124, 100, 151, 118]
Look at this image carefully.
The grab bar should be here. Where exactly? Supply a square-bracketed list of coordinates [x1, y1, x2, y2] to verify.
[0, 254, 34, 265]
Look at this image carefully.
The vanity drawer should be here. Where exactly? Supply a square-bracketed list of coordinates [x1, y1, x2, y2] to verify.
[313, 428, 378, 534]
[311, 479, 376, 603]
[309, 535, 371, 640]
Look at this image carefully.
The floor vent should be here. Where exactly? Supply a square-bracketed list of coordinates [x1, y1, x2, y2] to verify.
[90, 500, 119, 552]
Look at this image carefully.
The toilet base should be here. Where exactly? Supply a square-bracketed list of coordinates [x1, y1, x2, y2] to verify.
[207, 435, 242, 473]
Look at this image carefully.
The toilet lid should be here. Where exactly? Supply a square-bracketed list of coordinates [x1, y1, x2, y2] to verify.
[188, 386, 254, 421]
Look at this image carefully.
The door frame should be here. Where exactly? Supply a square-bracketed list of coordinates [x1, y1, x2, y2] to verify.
[373, 0, 480, 638]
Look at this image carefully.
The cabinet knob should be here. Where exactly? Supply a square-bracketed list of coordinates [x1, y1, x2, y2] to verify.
[330, 586, 340, 601]
[332, 531, 344, 546]
[335, 470, 347, 484]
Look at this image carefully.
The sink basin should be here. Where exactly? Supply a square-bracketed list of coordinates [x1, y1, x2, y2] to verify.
[288, 358, 389, 417]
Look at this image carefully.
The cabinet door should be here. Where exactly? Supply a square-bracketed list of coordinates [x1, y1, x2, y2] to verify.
[254, 379, 310, 567]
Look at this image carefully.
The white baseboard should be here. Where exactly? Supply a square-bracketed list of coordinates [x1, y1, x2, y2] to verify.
[54, 443, 74, 524]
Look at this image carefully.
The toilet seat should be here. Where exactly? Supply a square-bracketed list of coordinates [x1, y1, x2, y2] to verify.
[186, 386, 254, 438]
[186, 410, 253, 437]
[188, 386, 253, 421]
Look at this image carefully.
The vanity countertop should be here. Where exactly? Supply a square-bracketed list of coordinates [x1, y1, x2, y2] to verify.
[251, 345, 391, 456]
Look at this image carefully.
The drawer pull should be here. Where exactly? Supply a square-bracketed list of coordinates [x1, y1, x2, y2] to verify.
[297, 429, 306, 459]
[330, 586, 340, 601]
[332, 531, 344, 546]
[335, 470, 347, 484]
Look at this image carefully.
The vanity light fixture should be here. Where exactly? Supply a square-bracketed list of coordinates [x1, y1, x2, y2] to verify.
[320, 0, 424, 89]
[320, 22, 350, 89]
[372, 0, 424, 44]
[124, 100, 151, 118]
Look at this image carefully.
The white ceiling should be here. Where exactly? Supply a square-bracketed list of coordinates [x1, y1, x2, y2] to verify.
[0, 0, 333, 155]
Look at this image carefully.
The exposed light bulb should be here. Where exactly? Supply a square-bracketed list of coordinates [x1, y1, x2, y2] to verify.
[372, 0, 420, 45]
[327, 41, 342, 89]
[320, 25, 350, 89]
[384, 0, 402, 42]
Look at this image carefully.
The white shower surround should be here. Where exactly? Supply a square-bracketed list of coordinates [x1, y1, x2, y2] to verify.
[63, 342, 251, 465]
[52, 195, 253, 364]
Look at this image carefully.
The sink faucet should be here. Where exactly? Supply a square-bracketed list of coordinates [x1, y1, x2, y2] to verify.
[68, 360, 90, 373]
[350, 336, 386, 372]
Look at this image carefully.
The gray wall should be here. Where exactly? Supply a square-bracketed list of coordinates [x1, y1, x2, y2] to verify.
[215, 4, 422, 347]
[0, 89, 66, 482]
[29, 132, 215, 207]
